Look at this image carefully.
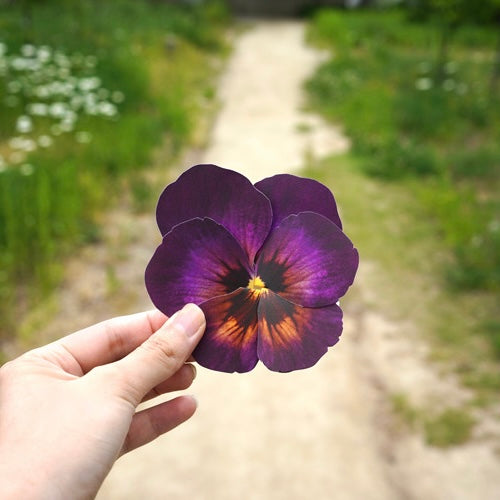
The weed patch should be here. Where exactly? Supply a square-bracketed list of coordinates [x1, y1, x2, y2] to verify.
[0, 0, 228, 340]
[306, 8, 500, 292]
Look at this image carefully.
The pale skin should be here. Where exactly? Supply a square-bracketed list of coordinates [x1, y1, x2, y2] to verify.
[0, 303, 206, 500]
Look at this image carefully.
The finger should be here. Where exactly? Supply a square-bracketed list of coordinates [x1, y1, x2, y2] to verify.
[56, 310, 168, 374]
[141, 364, 196, 403]
[120, 395, 197, 456]
[110, 304, 205, 405]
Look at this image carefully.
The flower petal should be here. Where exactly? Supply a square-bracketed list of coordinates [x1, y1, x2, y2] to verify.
[255, 173, 342, 230]
[256, 212, 358, 307]
[257, 291, 343, 372]
[145, 218, 252, 316]
[156, 164, 272, 262]
[194, 288, 259, 373]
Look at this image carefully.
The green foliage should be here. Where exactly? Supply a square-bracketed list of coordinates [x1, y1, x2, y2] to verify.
[417, 180, 500, 290]
[0, 0, 228, 337]
[391, 393, 420, 429]
[306, 8, 500, 293]
[424, 408, 475, 447]
[406, 0, 474, 27]
[305, 155, 500, 406]
[391, 393, 475, 447]
[482, 320, 500, 360]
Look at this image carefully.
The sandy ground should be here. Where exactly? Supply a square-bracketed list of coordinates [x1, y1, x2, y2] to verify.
[9, 21, 499, 500]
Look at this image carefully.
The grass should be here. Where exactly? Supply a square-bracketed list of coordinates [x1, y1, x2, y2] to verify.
[305, 9, 500, 420]
[424, 408, 475, 447]
[303, 153, 499, 444]
[391, 393, 475, 447]
[306, 8, 500, 293]
[0, 0, 229, 341]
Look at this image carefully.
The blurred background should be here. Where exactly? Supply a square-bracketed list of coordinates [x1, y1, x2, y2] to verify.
[1, 1, 499, 499]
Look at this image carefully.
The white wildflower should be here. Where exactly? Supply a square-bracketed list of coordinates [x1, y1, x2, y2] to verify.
[98, 101, 117, 117]
[9, 136, 36, 151]
[50, 102, 67, 118]
[38, 135, 53, 148]
[75, 131, 92, 144]
[21, 44, 36, 58]
[9, 137, 24, 149]
[111, 90, 125, 103]
[415, 77, 432, 91]
[34, 86, 50, 98]
[60, 119, 74, 132]
[23, 139, 37, 152]
[16, 115, 33, 134]
[36, 45, 52, 63]
[28, 102, 49, 116]
[70, 95, 84, 110]
[79, 76, 101, 92]
[10, 57, 29, 71]
[20, 163, 34, 176]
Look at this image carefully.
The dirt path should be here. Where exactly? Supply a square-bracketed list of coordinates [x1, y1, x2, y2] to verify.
[12, 20, 499, 500]
[96, 21, 499, 500]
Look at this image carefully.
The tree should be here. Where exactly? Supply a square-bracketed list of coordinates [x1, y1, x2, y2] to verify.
[472, 0, 500, 92]
[406, 0, 473, 82]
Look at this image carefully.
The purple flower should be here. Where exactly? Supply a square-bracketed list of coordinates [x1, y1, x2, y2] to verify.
[145, 164, 359, 373]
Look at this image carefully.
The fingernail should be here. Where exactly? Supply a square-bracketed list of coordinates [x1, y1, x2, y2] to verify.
[188, 363, 197, 379]
[168, 303, 205, 338]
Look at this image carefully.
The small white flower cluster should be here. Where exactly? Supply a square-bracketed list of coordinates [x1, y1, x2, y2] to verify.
[414, 60, 468, 95]
[0, 42, 125, 175]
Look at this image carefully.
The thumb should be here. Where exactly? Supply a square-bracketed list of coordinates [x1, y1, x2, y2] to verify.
[110, 303, 205, 405]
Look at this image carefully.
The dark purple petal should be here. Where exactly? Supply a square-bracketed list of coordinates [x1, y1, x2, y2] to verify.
[156, 164, 272, 262]
[257, 292, 343, 372]
[145, 218, 252, 316]
[194, 288, 259, 373]
[256, 212, 358, 307]
[255, 173, 342, 230]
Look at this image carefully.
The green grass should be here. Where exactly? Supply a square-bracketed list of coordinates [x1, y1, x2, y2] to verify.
[303, 154, 499, 442]
[391, 393, 475, 447]
[0, 0, 229, 340]
[306, 8, 500, 292]
[424, 409, 475, 448]
[305, 10, 500, 417]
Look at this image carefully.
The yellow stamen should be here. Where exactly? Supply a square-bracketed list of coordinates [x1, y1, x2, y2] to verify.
[248, 276, 266, 292]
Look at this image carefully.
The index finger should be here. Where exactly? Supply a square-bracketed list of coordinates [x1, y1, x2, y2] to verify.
[57, 310, 168, 374]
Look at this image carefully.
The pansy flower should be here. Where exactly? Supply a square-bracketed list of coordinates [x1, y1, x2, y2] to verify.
[145, 164, 358, 373]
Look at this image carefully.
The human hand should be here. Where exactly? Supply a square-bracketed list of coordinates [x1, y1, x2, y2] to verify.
[0, 304, 205, 500]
